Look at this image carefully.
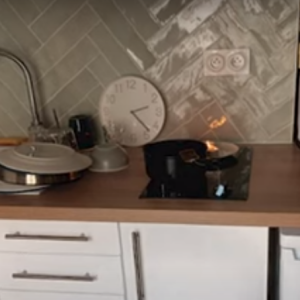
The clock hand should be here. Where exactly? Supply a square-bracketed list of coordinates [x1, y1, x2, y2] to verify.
[131, 111, 150, 132]
[130, 106, 149, 114]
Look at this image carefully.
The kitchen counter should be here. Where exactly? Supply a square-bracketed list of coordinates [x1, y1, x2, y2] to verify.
[0, 145, 300, 227]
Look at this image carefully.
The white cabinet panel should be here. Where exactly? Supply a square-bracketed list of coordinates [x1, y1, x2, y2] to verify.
[0, 221, 119, 255]
[0, 253, 123, 295]
[120, 223, 268, 300]
[0, 291, 123, 300]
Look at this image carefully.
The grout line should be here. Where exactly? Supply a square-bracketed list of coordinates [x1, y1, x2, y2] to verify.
[37, 18, 100, 82]
[0, 105, 28, 136]
[213, 100, 247, 142]
[38, 35, 86, 81]
[137, 0, 161, 27]
[32, 1, 89, 56]
[5, 0, 43, 45]
[42, 64, 99, 109]
[58, 83, 102, 122]
[0, 23, 24, 54]
[30, 0, 43, 13]
[0, 78, 30, 114]
[87, 35, 121, 76]
[88, 3, 142, 72]
[29, 0, 58, 27]
[86, 64, 105, 87]
[269, 122, 293, 140]
[165, 100, 215, 138]
[112, 0, 148, 45]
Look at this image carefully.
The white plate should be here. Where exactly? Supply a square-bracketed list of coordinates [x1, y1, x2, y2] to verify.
[0, 180, 46, 195]
[0, 143, 92, 174]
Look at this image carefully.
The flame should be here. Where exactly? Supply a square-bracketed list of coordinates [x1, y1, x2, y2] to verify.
[209, 116, 227, 130]
[206, 141, 219, 152]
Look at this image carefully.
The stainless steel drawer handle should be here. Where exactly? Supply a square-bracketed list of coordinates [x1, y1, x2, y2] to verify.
[132, 231, 145, 300]
[12, 271, 96, 282]
[5, 232, 90, 242]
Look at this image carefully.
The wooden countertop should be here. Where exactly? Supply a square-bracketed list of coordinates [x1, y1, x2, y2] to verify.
[0, 145, 300, 227]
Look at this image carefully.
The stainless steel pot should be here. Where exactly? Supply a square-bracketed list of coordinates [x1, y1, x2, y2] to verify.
[0, 143, 92, 186]
[0, 165, 85, 186]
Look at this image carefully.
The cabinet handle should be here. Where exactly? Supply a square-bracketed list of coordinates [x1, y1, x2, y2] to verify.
[5, 232, 90, 242]
[12, 271, 96, 282]
[132, 231, 145, 300]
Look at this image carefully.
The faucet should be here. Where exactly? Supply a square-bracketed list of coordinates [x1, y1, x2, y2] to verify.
[0, 48, 42, 127]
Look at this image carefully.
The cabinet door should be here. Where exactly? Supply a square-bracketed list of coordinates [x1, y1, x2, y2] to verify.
[0, 291, 123, 300]
[120, 224, 268, 300]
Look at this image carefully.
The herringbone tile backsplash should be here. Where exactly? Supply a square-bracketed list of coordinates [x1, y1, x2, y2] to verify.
[0, 0, 298, 143]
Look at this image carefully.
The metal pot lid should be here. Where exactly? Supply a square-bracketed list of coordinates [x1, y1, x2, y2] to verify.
[0, 143, 92, 174]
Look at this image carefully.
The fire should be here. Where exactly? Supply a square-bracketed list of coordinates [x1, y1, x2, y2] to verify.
[209, 116, 227, 130]
[206, 141, 219, 152]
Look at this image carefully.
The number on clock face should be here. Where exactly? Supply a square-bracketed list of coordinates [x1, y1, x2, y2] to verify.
[99, 76, 166, 147]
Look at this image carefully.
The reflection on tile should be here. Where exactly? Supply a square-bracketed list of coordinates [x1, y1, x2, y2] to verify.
[201, 103, 244, 142]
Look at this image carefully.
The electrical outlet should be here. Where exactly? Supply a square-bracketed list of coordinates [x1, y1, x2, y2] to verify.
[204, 49, 250, 77]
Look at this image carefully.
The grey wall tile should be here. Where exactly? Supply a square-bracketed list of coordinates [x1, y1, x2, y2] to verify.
[166, 113, 208, 140]
[0, 0, 297, 143]
[32, 0, 55, 12]
[88, 84, 104, 108]
[150, 0, 194, 24]
[201, 102, 244, 142]
[0, 23, 23, 53]
[0, 0, 41, 54]
[148, 0, 224, 56]
[90, 0, 155, 70]
[60, 97, 96, 127]
[42, 69, 98, 125]
[31, 0, 84, 42]
[145, 19, 221, 82]
[141, 0, 159, 9]
[40, 37, 98, 100]
[114, 0, 160, 40]
[270, 124, 293, 143]
[87, 52, 119, 86]
[0, 81, 31, 132]
[0, 61, 29, 111]
[262, 101, 294, 136]
[0, 106, 25, 136]
[89, 23, 140, 75]
[34, 5, 98, 75]
[8, 0, 40, 25]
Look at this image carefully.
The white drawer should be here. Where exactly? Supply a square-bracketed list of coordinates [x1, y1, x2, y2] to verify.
[0, 221, 119, 255]
[0, 253, 124, 295]
[0, 291, 123, 300]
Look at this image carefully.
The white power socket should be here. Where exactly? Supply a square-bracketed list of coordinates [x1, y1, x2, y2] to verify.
[204, 49, 250, 77]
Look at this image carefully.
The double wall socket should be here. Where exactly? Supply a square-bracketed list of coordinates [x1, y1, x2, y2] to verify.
[204, 49, 250, 77]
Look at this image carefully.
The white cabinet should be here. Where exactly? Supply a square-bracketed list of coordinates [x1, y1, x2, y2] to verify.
[0, 253, 123, 294]
[0, 220, 123, 299]
[120, 223, 268, 300]
[0, 291, 123, 300]
[0, 220, 120, 255]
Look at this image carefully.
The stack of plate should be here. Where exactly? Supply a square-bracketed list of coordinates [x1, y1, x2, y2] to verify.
[0, 143, 92, 194]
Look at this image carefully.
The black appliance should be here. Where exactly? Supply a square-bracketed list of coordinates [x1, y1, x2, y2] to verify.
[141, 140, 252, 200]
[69, 115, 96, 150]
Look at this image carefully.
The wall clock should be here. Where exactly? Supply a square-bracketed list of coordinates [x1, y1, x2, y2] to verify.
[99, 76, 166, 147]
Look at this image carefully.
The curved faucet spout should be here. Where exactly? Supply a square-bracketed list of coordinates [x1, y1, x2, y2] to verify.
[0, 48, 42, 126]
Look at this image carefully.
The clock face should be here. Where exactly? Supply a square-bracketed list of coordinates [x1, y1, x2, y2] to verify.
[99, 76, 166, 147]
